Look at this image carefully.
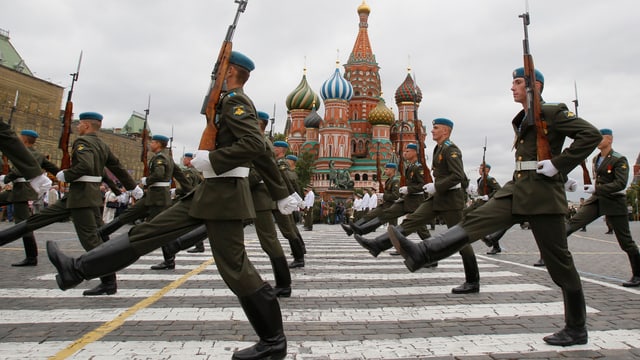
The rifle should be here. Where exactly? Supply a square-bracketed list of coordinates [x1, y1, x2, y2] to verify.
[141, 95, 150, 177]
[1, 90, 19, 174]
[481, 137, 489, 196]
[411, 74, 433, 184]
[199, 0, 248, 151]
[169, 125, 176, 189]
[376, 142, 384, 193]
[398, 120, 406, 186]
[59, 51, 82, 171]
[269, 103, 276, 141]
[572, 82, 592, 186]
[519, 9, 551, 160]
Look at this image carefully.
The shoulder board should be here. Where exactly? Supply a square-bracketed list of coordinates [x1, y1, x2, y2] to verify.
[443, 140, 452, 146]
[611, 151, 624, 159]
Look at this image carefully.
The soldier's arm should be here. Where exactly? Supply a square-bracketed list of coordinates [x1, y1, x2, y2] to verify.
[434, 146, 465, 193]
[171, 164, 193, 193]
[105, 149, 137, 191]
[597, 156, 629, 195]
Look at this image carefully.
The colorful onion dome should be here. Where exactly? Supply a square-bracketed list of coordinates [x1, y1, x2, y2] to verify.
[321, 62, 354, 101]
[368, 96, 394, 125]
[304, 105, 322, 128]
[395, 69, 422, 104]
[286, 69, 320, 111]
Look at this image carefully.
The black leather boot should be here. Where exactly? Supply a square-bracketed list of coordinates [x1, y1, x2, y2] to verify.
[164, 225, 208, 255]
[0, 221, 29, 246]
[350, 217, 382, 236]
[452, 245, 480, 294]
[97, 218, 124, 242]
[11, 257, 37, 267]
[354, 227, 398, 257]
[389, 225, 469, 272]
[288, 258, 304, 269]
[623, 250, 640, 287]
[187, 241, 205, 253]
[341, 219, 365, 236]
[46, 234, 140, 291]
[270, 256, 292, 298]
[83, 274, 117, 296]
[232, 283, 287, 360]
[543, 289, 588, 346]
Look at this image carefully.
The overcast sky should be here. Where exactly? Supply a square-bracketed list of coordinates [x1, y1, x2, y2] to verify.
[3, 0, 639, 201]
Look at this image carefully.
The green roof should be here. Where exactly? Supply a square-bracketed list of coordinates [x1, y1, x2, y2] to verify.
[121, 111, 152, 135]
[0, 29, 33, 76]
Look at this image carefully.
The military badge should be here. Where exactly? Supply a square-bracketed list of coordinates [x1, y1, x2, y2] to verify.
[233, 105, 246, 117]
[451, 152, 458, 158]
[607, 165, 612, 173]
[622, 164, 627, 169]
[438, 154, 443, 162]
[76, 144, 85, 152]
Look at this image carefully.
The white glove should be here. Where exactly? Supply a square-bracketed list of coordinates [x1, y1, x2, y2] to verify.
[399, 186, 408, 195]
[191, 150, 215, 176]
[140, 177, 147, 186]
[131, 185, 144, 200]
[479, 194, 489, 201]
[583, 184, 596, 194]
[423, 183, 436, 194]
[466, 183, 477, 195]
[0, 175, 5, 185]
[55, 170, 66, 183]
[536, 160, 559, 177]
[30, 173, 52, 196]
[564, 178, 578, 192]
[291, 192, 304, 208]
[277, 195, 299, 215]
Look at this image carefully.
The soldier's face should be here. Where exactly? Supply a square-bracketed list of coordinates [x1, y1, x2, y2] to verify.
[384, 168, 395, 177]
[404, 148, 417, 161]
[511, 78, 527, 104]
[431, 124, 449, 143]
[597, 135, 612, 150]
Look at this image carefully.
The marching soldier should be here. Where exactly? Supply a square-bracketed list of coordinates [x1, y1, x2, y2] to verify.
[566, 128, 640, 287]
[47, 52, 298, 359]
[388, 68, 601, 346]
[471, 163, 505, 255]
[180, 153, 205, 253]
[0, 130, 60, 266]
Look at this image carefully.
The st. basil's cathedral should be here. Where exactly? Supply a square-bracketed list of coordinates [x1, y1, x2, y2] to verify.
[283, 1, 425, 197]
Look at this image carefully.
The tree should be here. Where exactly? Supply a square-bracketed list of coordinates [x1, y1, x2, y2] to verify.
[295, 150, 314, 190]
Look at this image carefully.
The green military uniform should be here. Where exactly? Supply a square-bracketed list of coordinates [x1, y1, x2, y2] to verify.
[469, 173, 505, 254]
[399, 138, 479, 291]
[274, 156, 306, 266]
[177, 166, 202, 197]
[362, 176, 400, 225]
[0, 146, 59, 264]
[0, 120, 41, 179]
[567, 147, 640, 286]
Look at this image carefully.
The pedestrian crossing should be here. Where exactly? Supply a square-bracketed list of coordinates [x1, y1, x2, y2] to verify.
[0, 225, 639, 359]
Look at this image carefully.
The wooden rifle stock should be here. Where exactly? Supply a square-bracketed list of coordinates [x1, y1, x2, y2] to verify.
[2, 91, 19, 175]
[481, 137, 489, 195]
[580, 160, 592, 186]
[520, 11, 552, 161]
[376, 142, 384, 193]
[414, 119, 433, 184]
[59, 51, 81, 171]
[199, 0, 248, 151]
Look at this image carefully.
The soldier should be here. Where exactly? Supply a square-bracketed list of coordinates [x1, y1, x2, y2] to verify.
[471, 163, 504, 255]
[0, 119, 51, 195]
[180, 153, 205, 253]
[47, 52, 298, 359]
[388, 68, 601, 346]
[566, 128, 640, 287]
[302, 185, 315, 231]
[0, 130, 60, 266]
[347, 143, 430, 246]
[0, 112, 143, 295]
[272, 140, 307, 268]
[96, 134, 193, 270]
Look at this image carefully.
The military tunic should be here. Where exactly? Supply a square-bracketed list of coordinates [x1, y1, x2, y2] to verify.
[362, 176, 400, 223]
[461, 102, 601, 294]
[567, 149, 638, 254]
[0, 120, 41, 179]
[274, 155, 306, 261]
[128, 87, 289, 296]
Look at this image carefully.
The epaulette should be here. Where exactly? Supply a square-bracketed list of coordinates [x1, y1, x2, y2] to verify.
[610, 151, 624, 159]
[443, 140, 452, 147]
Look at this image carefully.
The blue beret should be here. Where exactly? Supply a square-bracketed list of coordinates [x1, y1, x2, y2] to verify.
[285, 155, 298, 162]
[151, 134, 170, 143]
[599, 128, 613, 136]
[432, 118, 454, 128]
[482, 163, 491, 169]
[229, 51, 255, 72]
[20, 129, 38, 138]
[385, 163, 397, 169]
[257, 111, 270, 122]
[273, 141, 289, 148]
[512, 67, 544, 84]
[184, 152, 194, 158]
[406, 143, 418, 151]
[79, 112, 103, 121]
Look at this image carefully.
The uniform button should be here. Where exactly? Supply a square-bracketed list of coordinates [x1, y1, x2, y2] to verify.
[517, 173, 521, 178]
[520, 139, 524, 144]
[517, 156, 522, 161]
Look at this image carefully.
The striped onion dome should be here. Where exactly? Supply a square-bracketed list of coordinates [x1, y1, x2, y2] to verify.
[368, 96, 394, 125]
[286, 69, 320, 111]
[395, 70, 422, 104]
[304, 106, 322, 128]
[320, 62, 353, 101]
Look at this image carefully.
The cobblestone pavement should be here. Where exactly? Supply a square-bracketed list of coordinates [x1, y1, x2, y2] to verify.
[0, 219, 638, 359]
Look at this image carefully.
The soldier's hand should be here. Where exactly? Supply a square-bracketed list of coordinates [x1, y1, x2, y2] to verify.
[277, 195, 298, 215]
[479, 194, 489, 201]
[131, 185, 144, 200]
[55, 170, 66, 183]
[30, 173, 52, 196]
[140, 177, 147, 186]
[536, 160, 559, 177]
[191, 150, 215, 176]
[0, 175, 5, 185]
[423, 183, 436, 194]
[564, 178, 578, 192]
[583, 184, 596, 194]
[399, 186, 408, 195]
[466, 183, 477, 195]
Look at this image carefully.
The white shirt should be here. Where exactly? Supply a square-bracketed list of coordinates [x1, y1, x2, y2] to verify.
[304, 190, 315, 209]
[362, 193, 370, 210]
[353, 198, 363, 211]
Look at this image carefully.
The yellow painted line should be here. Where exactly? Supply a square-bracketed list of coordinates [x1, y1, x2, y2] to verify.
[49, 258, 215, 360]
[569, 233, 619, 245]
